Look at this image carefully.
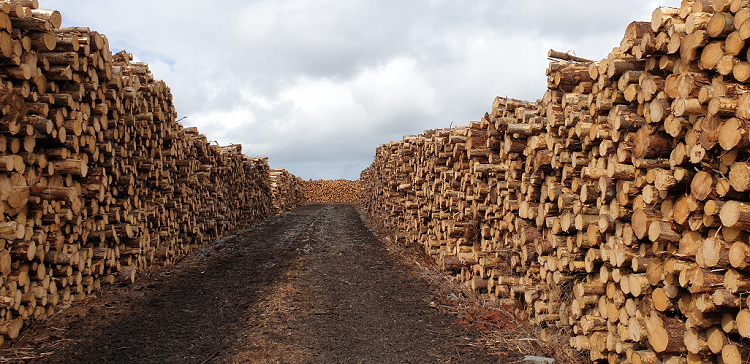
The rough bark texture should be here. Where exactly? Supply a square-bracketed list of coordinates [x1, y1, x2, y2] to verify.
[360, 2, 750, 362]
[0, 0, 309, 348]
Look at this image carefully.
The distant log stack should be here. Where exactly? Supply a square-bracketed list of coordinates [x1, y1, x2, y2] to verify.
[362, 1, 750, 362]
[269, 168, 305, 214]
[0, 1, 302, 345]
[304, 179, 361, 203]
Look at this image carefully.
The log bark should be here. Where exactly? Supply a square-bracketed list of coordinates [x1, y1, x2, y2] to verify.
[645, 310, 687, 353]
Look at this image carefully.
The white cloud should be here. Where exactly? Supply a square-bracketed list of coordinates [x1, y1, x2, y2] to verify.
[280, 77, 360, 124]
[350, 58, 438, 126]
[49, 0, 681, 179]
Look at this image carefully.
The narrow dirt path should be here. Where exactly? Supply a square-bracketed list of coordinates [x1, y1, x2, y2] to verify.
[2, 204, 502, 363]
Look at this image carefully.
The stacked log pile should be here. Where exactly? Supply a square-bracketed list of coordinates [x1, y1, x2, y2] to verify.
[304, 179, 361, 203]
[362, 1, 750, 362]
[0, 0, 302, 345]
[269, 168, 305, 214]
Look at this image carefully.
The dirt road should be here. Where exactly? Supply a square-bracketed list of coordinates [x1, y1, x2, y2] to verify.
[2, 204, 504, 363]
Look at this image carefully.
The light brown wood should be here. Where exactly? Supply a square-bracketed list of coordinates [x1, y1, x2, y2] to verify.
[687, 12, 713, 34]
[634, 125, 672, 158]
[701, 41, 725, 70]
[305, 180, 361, 203]
[717, 54, 739, 75]
[645, 311, 687, 353]
[738, 309, 750, 338]
[722, 344, 750, 364]
[691, 171, 715, 201]
[729, 241, 750, 271]
[721, 200, 750, 229]
[0, 318, 22, 339]
[734, 61, 750, 81]
[724, 270, 750, 296]
[707, 12, 736, 38]
[652, 7, 680, 32]
[684, 327, 710, 354]
[720, 118, 750, 151]
[547, 49, 593, 63]
[652, 287, 674, 311]
[358, 4, 750, 363]
[702, 237, 731, 268]
[0, 6, 313, 346]
[649, 221, 681, 244]
[632, 208, 662, 239]
[726, 31, 746, 55]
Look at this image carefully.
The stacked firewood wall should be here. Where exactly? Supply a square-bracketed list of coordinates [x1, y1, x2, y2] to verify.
[304, 179, 361, 203]
[0, 1, 304, 344]
[269, 168, 306, 214]
[362, 0, 750, 362]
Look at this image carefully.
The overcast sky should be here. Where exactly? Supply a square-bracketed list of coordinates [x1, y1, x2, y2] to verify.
[51, 0, 678, 180]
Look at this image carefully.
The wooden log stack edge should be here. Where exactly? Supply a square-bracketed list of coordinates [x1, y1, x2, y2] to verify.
[304, 179, 361, 203]
[361, 1, 750, 362]
[269, 168, 306, 214]
[0, 0, 304, 345]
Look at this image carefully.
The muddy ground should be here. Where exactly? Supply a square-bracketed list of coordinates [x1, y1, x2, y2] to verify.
[0, 203, 546, 363]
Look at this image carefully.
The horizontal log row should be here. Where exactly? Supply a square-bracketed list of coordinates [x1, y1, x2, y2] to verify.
[304, 179, 361, 203]
[0, 1, 301, 345]
[362, 0, 750, 363]
[269, 168, 306, 215]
